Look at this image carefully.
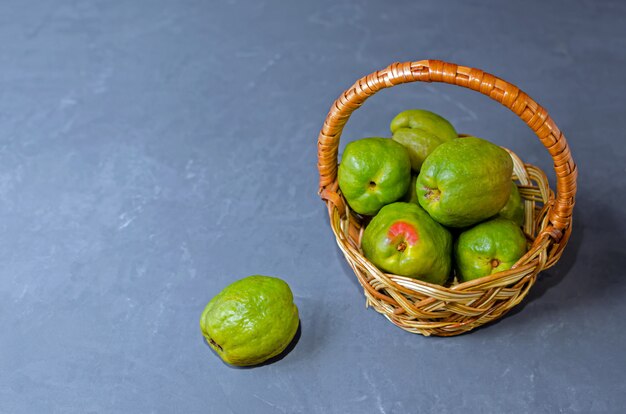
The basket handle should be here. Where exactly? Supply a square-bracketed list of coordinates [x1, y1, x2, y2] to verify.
[317, 60, 577, 240]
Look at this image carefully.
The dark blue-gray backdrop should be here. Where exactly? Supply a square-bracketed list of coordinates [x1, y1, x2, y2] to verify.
[1, 1, 625, 413]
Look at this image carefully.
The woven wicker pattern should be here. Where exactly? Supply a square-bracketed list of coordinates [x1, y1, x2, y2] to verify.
[317, 60, 577, 336]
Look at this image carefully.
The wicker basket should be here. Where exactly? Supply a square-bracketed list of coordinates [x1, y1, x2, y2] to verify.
[317, 60, 577, 336]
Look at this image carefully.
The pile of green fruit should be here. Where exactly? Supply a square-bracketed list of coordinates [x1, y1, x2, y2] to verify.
[339, 109, 528, 285]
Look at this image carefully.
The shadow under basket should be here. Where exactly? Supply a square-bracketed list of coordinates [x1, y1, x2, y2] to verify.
[317, 60, 577, 337]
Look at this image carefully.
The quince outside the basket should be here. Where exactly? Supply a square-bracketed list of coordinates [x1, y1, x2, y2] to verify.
[416, 137, 513, 228]
[390, 109, 458, 172]
[361, 202, 452, 285]
[338, 137, 411, 216]
[454, 218, 528, 282]
[200, 276, 299, 367]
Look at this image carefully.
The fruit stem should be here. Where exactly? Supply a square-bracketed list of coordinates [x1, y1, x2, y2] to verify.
[491, 259, 500, 268]
[397, 241, 407, 252]
[424, 187, 441, 202]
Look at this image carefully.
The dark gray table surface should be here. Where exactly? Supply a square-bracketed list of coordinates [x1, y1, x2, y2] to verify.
[1, 1, 625, 413]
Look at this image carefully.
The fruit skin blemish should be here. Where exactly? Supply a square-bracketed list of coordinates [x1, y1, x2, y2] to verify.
[387, 221, 419, 245]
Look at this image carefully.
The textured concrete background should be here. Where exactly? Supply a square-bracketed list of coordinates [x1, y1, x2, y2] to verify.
[1, 0, 625, 413]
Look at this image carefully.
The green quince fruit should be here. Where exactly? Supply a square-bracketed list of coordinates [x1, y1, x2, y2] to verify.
[454, 218, 528, 282]
[338, 137, 411, 215]
[497, 182, 525, 226]
[390, 109, 458, 172]
[200, 275, 299, 366]
[416, 137, 513, 228]
[361, 202, 452, 285]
